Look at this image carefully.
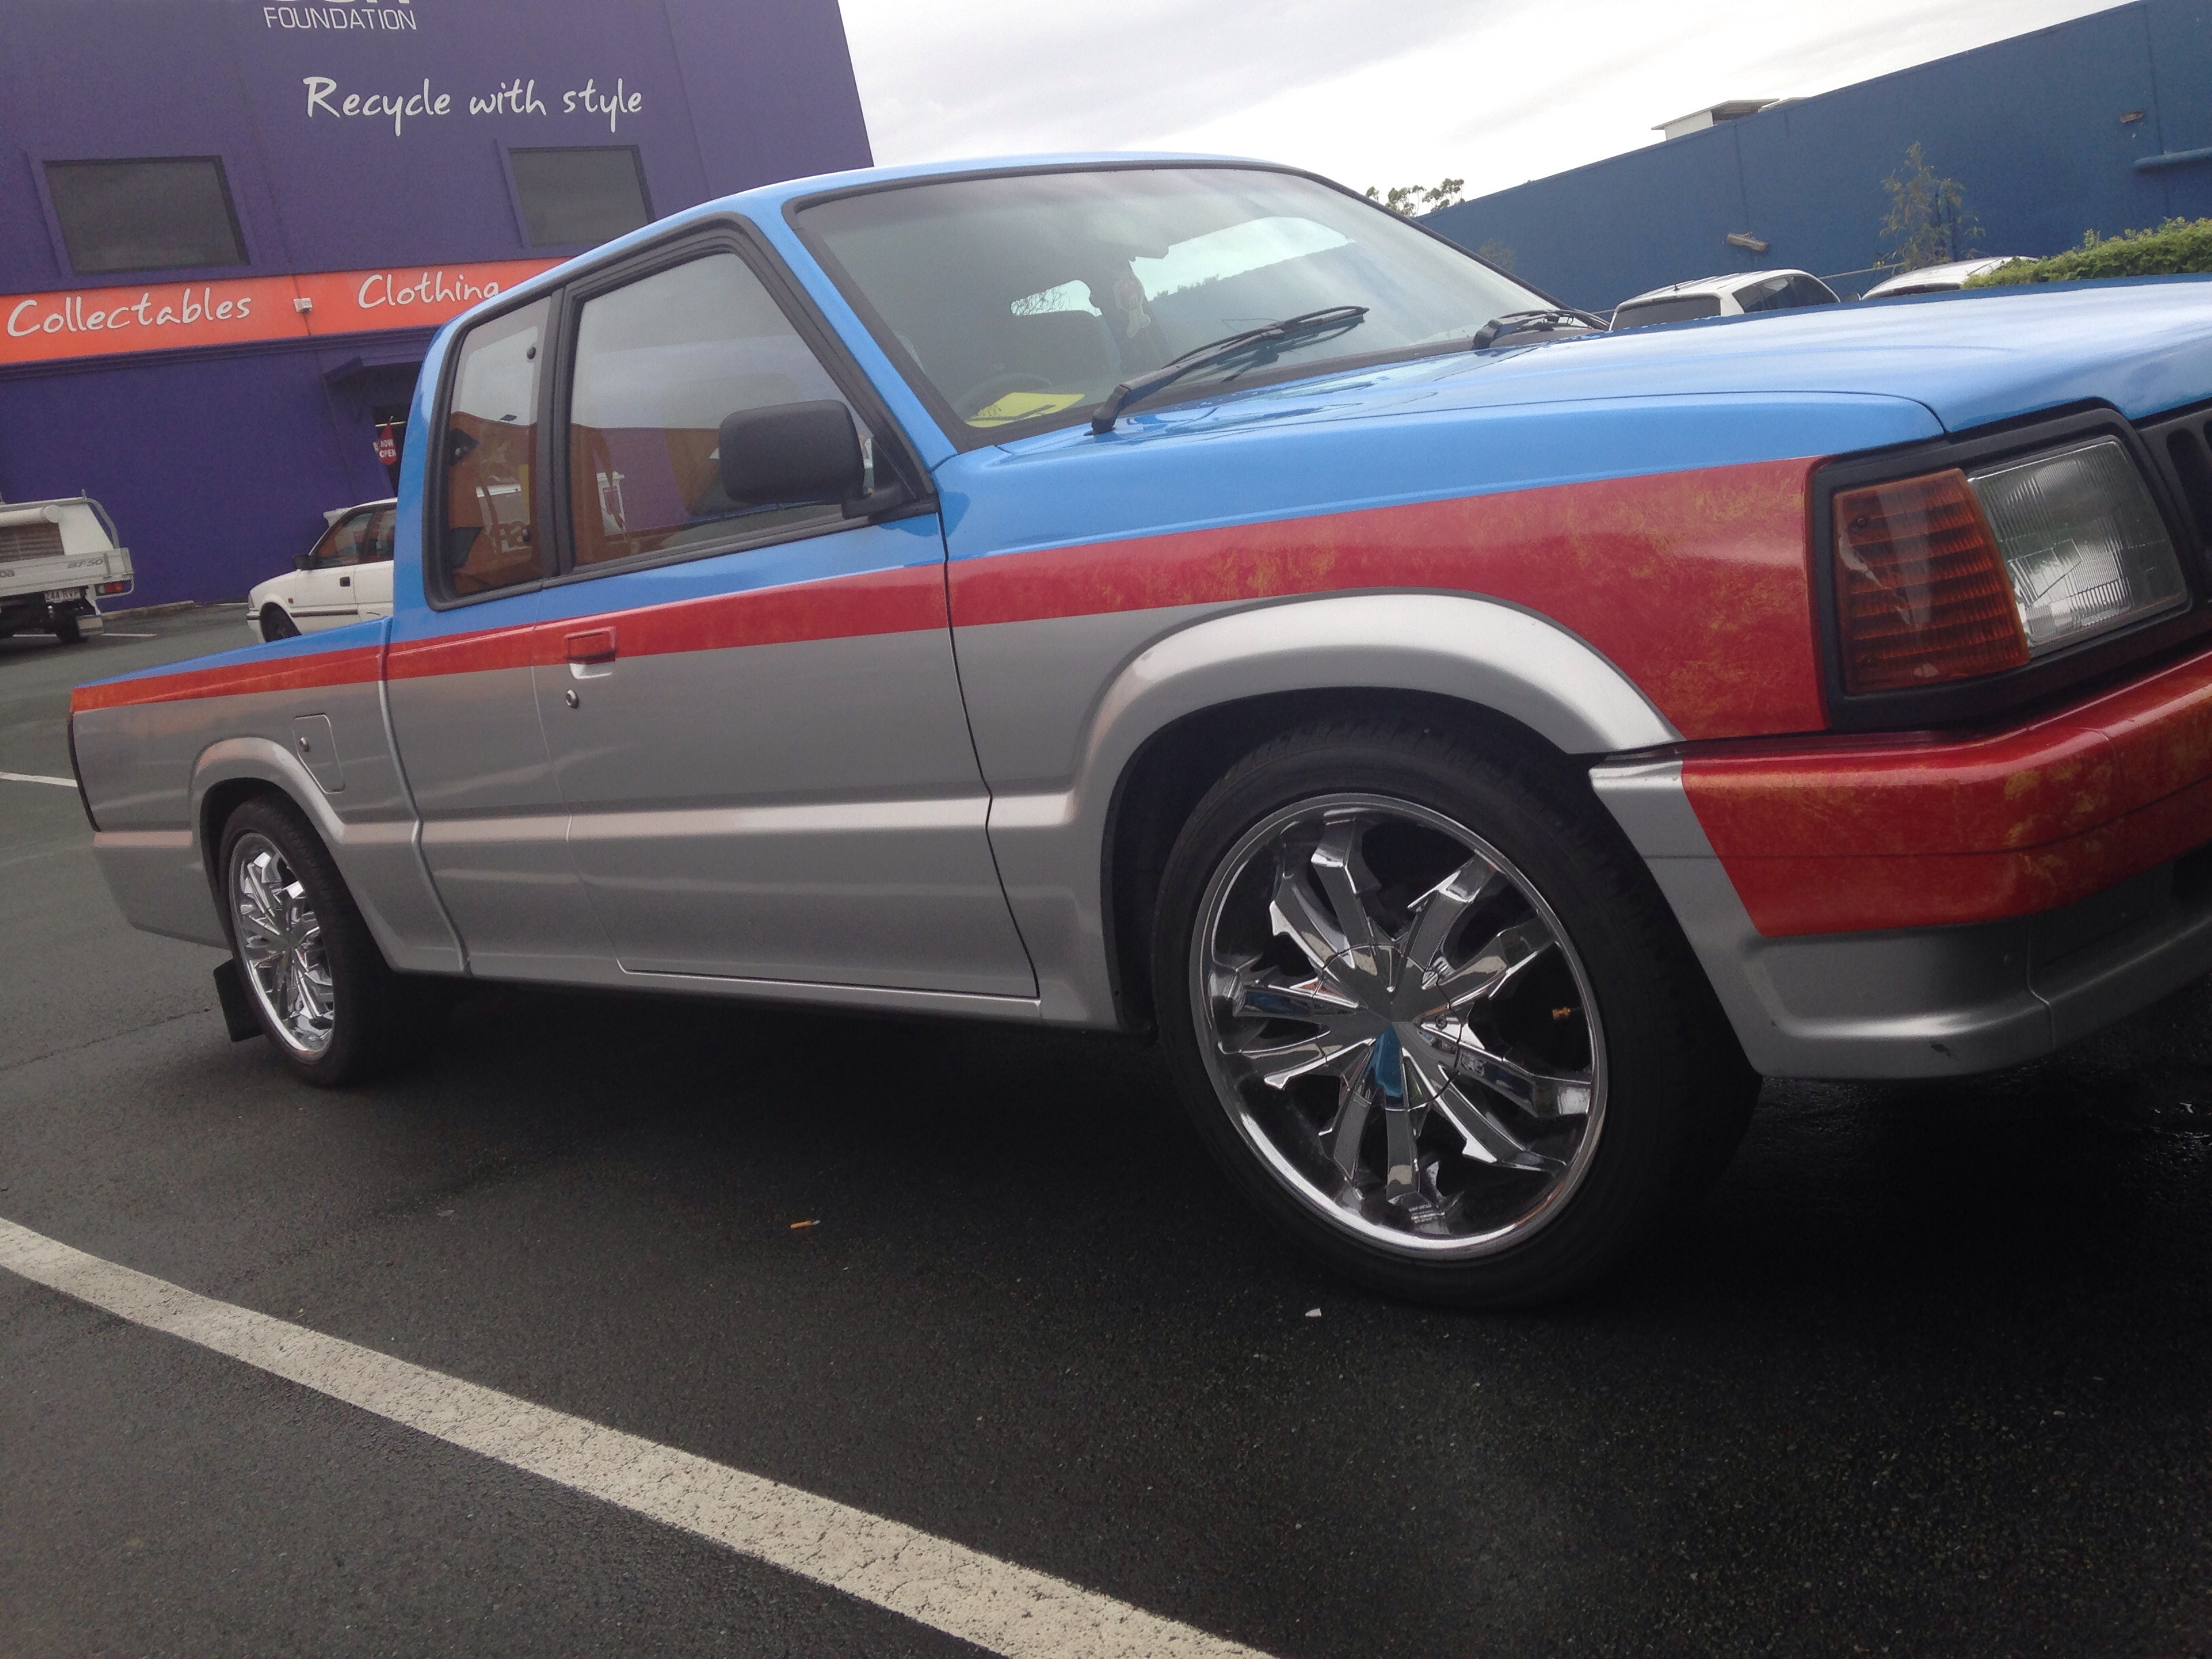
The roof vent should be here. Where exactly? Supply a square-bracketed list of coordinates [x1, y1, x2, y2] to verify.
[1655, 99, 1780, 141]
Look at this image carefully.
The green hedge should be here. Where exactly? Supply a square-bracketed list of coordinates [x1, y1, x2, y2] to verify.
[1966, 218, 2212, 286]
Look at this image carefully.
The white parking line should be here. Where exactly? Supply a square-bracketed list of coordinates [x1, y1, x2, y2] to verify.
[0, 1216, 1271, 1659]
[0, 771, 77, 788]
[102, 631, 158, 638]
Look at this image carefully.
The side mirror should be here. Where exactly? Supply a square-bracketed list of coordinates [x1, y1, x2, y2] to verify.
[294, 552, 314, 571]
[718, 401, 868, 511]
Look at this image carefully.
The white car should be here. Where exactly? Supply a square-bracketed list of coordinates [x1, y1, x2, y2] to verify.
[247, 499, 396, 640]
[1862, 257, 2026, 299]
[1610, 269, 1838, 330]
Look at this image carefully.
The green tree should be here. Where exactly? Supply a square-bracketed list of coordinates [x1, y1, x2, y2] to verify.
[1878, 143, 1981, 272]
[1965, 218, 2212, 285]
[1364, 178, 1465, 216]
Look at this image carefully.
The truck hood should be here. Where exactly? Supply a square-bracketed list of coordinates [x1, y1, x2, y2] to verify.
[1078, 277, 2212, 445]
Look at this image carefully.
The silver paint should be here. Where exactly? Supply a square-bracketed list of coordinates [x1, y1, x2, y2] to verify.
[537, 607, 1036, 996]
[975, 592, 1679, 1023]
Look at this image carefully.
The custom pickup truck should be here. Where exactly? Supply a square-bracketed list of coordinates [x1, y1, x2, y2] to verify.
[1, 494, 132, 642]
[68, 157, 2212, 1305]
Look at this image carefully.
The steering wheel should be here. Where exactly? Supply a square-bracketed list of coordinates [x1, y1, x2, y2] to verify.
[954, 371, 1055, 419]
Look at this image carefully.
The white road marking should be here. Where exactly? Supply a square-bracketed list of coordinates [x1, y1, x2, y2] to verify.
[0, 771, 77, 788]
[101, 630, 158, 638]
[0, 1216, 1272, 1659]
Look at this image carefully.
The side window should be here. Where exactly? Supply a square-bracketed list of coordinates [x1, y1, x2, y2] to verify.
[441, 297, 550, 598]
[363, 506, 397, 563]
[310, 510, 372, 568]
[1734, 275, 1794, 313]
[564, 252, 872, 571]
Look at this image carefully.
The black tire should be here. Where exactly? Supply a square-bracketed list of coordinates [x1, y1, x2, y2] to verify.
[259, 603, 300, 641]
[216, 794, 446, 1085]
[53, 613, 83, 644]
[1151, 716, 1756, 1309]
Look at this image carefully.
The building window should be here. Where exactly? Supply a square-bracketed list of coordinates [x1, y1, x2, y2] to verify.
[510, 148, 653, 249]
[43, 158, 247, 275]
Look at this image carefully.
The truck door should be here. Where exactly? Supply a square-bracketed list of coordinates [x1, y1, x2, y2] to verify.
[529, 240, 1034, 998]
[386, 293, 612, 981]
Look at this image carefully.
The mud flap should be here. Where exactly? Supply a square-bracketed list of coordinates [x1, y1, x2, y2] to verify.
[212, 959, 262, 1042]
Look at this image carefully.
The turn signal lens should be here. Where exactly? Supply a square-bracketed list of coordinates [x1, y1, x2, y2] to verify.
[1835, 468, 2030, 693]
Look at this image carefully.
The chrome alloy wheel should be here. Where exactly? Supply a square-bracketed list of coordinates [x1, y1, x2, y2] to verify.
[1192, 794, 1606, 1256]
[230, 832, 336, 1057]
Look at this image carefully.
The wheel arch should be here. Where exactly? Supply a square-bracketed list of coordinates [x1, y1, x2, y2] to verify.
[1004, 591, 1681, 1029]
[190, 740, 380, 962]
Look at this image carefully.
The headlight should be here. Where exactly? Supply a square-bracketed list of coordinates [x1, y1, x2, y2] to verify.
[1835, 437, 2190, 694]
[1969, 438, 2187, 652]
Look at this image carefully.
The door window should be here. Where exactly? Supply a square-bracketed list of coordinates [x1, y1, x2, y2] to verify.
[309, 510, 374, 568]
[440, 296, 551, 597]
[564, 253, 874, 571]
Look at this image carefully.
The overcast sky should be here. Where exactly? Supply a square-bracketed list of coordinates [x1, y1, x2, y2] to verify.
[837, 0, 2127, 201]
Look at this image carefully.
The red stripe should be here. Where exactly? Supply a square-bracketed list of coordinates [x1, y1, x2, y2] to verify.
[949, 458, 1825, 741]
[70, 645, 382, 714]
[1683, 642, 2212, 934]
[526, 562, 946, 666]
[386, 621, 535, 681]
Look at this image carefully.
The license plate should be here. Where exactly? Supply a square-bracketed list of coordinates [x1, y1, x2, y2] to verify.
[43, 588, 82, 602]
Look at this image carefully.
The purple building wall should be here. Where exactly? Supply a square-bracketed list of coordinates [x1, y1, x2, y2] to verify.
[0, 0, 872, 607]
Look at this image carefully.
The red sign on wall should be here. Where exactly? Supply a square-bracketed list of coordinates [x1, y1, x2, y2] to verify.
[0, 258, 564, 368]
[374, 424, 401, 466]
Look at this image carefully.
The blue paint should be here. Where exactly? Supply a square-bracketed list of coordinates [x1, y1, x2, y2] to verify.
[530, 514, 945, 626]
[1425, 0, 2212, 310]
[85, 614, 389, 690]
[102, 152, 2212, 698]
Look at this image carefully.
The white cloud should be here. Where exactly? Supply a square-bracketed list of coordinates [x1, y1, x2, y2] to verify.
[838, 0, 2129, 199]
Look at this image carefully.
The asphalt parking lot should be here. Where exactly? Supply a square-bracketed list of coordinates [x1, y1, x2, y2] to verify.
[5, 605, 2212, 1657]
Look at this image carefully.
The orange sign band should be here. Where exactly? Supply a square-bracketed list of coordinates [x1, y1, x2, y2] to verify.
[0, 258, 564, 367]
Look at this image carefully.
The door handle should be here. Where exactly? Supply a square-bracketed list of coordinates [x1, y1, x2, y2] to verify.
[565, 626, 617, 680]
[565, 627, 617, 662]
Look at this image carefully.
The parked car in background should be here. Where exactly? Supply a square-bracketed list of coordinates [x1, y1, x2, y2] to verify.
[0, 494, 132, 644]
[247, 499, 396, 640]
[1862, 256, 2026, 298]
[1611, 269, 1839, 329]
[68, 157, 2212, 1308]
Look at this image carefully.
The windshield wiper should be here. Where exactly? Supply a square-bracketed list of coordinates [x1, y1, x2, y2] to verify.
[1469, 308, 1610, 350]
[1090, 305, 1369, 434]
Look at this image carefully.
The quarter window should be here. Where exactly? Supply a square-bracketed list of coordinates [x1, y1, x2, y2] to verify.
[440, 297, 550, 598]
[564, 253, 872, 570]
[44, 157, 247, 275]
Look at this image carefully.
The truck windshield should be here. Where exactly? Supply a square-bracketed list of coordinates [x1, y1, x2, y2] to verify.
[795, 166, 1547, 438]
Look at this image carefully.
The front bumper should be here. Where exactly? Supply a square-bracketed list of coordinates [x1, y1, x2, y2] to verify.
[1595, 643, 2212, 1078]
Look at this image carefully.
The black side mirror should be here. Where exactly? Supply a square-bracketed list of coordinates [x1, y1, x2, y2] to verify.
[718, 401, 865, 510]
[294, 552, 314, 571]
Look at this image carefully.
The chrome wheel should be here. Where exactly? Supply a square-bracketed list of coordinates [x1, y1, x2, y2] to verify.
[230, 832, 335, 1057]
[1192, 794, 1605, 1257]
